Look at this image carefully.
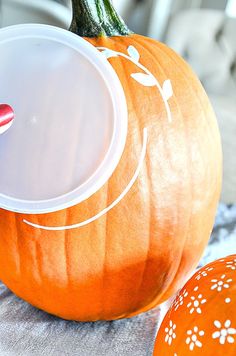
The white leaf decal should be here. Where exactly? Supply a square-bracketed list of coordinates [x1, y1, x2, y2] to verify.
[101, 49, 117, 59]
[127, 45, 140, 62]
[131, 73, 156, 87]
[162, 79, 173, 100]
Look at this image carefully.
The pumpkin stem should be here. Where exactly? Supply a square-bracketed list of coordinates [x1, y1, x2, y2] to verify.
[70, 0, 132, 37]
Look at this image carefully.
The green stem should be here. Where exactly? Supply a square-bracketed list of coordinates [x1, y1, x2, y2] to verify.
[70, 0, 132, 37]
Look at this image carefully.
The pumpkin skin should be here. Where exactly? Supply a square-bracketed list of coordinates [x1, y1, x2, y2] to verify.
[153, 255, 236, 355]
[0, 2, 222, 321]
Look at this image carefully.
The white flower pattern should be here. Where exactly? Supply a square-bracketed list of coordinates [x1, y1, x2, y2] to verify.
[172, 289, 188, 311]
[186, 326, 204, 351]
[165, 320, 177, 346]
[195, 266, 214, 281]
[187, 286, 207, 314]
[161, 257, 236, 354]
[212, 320, 236, 344]
[211, 274, 233, 292]
[226, 259, 236, 270]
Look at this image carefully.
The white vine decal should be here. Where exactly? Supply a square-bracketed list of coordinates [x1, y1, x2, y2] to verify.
[97, 45, 173, 123]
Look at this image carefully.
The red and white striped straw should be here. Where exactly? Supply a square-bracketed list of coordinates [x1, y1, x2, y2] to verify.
[0, 104, 14, 134]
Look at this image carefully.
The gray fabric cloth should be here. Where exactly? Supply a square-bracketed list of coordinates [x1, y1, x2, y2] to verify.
[200, 203, 236, 266]
[0, 287, 165, 356]
[1, 204, 236, 356]
[165, 9, 236, 97]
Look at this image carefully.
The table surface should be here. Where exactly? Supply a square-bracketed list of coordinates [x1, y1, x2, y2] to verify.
[0, 204, 235, 356]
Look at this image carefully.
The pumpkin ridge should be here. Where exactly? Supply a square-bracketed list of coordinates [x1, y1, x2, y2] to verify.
[164, 82, 196, 300]
[14, 214, 22, 278]
[136, 113, 165, 310]
[101, 176, 109, 318]
[172, 116, 195, 293]
[129, 35, 196, 304]
[31, 213, 43, 286]
[151, 59, 202, 304]
[158, 74, 208, 302]
[63, 208, 71, 289]
[35, 237, 43, 286]
[132, 126, 152, 310]
[107, 43, 155, 312]
[100, 64, 150, 315]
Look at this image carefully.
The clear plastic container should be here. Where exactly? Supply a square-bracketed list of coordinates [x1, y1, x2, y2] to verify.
[0, 24, 127, 214]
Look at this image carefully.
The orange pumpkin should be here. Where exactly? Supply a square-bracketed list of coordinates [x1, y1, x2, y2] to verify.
[154, 255, 236, 355]
[0, 0, 222, 321]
